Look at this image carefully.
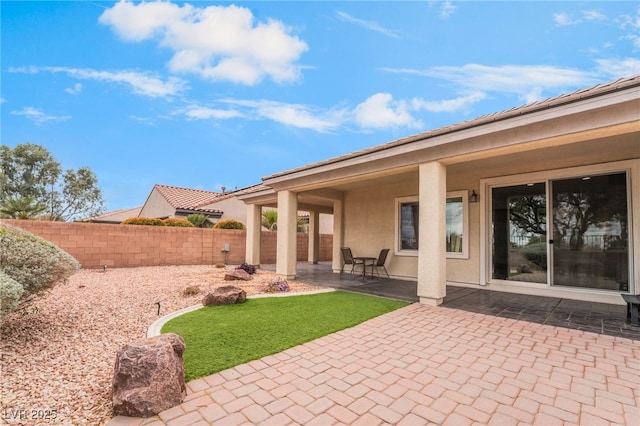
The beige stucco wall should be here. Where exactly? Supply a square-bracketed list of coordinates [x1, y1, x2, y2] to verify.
[342, 177, 482, 284]
[138, 189, 174, 218]
[341, 149, 639, 297]
[214, 197, 248, 225]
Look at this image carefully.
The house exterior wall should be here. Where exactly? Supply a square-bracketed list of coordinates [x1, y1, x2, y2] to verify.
[238, 77, 638, 306]
[213, 197, 248, 225]
[2, 219, 332, 268]
[342, 179, 482, 284]
[341, 151, 639, 305]
[138, 189, 175, 218]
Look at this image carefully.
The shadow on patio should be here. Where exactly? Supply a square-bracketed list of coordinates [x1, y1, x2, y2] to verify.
[263, 262, 640, 341]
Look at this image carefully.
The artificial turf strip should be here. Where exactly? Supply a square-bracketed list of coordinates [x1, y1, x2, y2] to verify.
[161, 291, 409, 381]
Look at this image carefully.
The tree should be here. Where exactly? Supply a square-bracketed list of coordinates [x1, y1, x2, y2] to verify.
[186, 213, 207, 228]
[0, 196, 46, 219]
[261, 209, 278, 231]
[0, 143, 104, 221]
[260, 209, 307, 232]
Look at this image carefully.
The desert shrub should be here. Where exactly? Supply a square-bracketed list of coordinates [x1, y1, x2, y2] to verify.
[236, 263, 256, 275]
[163, 218, 194, 227]
[0, 272, 25, 321]
[121, 217, 165, 226]
[260, 278, 290, 293]
[0, 223, 80, 320]
[521, 242, 547, 269]
[213, 219, 245, 230]
[182, 285, 201, 296]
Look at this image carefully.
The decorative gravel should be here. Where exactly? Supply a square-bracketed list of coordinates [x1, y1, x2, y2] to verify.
[0, 265, 324, 425]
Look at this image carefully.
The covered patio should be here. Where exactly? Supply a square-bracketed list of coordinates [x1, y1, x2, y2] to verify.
[264, 262, 640, 341]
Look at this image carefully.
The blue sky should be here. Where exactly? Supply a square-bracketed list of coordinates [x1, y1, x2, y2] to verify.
[2, 1, 639, 213]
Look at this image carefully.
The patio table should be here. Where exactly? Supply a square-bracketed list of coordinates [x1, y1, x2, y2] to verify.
[353, 257, 377, 279]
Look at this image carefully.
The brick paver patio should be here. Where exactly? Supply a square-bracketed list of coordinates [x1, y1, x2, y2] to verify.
[108, 303, 640, 425]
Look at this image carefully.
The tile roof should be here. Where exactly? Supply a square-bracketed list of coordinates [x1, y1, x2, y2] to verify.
[154, 184, 225, 212]
[264, 74, 640, 181]
[88, 206, 143, 223]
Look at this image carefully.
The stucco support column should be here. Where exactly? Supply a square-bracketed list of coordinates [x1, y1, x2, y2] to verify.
[276, 190, 298, 279]
[308, 211, 320, 264]
[332, 199, 344, 273]
[245, 204, 261, 266]
[417, 161, 447, 306]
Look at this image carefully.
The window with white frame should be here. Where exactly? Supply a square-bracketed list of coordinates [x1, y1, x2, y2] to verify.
[395, 192, 469, 258]
[446, 191, 469, 258]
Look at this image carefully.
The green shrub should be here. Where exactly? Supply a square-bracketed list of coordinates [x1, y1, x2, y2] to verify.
[0, 223, 80, 321]
[163, 218, 194, 227]
[213, 219, 245, 230]
[0, 271, 25, 321]
[121, 217, 165, 226]
[521, 242, 547, 269]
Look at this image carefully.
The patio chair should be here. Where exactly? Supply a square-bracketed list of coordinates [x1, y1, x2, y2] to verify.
[372, 248, 390, 278]
[340, 247, 365, 274]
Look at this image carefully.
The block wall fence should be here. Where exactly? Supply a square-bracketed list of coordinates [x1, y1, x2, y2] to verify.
[2, 219, 333, 269]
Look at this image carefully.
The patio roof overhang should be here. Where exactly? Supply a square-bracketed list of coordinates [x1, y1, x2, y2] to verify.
[238, 76, 639, 208]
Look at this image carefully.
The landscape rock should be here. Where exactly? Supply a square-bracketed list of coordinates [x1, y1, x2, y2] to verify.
[202, 285, 247, 306]
[112, 333, 186, 417]
[224, 269, 253, 281]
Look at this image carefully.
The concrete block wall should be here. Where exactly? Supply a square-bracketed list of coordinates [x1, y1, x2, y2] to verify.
[2, 220, 332, 268]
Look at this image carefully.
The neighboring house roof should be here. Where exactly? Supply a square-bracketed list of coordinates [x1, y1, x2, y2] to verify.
[152, 184, 224, 214]
[88, 206, 143, 223]
[263, 74, 640, 181]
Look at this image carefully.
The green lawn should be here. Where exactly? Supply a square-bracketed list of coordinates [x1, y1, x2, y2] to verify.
[161, 291, 408, 381]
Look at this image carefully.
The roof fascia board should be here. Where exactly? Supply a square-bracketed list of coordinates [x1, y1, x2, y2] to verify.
[235, 187, 277, 205]
[175, 208, 223, 217]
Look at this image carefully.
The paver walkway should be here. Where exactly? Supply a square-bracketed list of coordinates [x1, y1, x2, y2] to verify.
[108, 304, 640, 426]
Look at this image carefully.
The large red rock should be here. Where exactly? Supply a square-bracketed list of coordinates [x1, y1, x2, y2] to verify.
[112, 333, 186, 417]
[202, 285, 247, 306]
[224, 269, 252, 281]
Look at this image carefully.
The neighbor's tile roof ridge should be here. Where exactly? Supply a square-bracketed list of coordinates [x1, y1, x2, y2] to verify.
[88, 206, 143, 221]
[154, 184, 223, 210]
[264, 74, 640, 181]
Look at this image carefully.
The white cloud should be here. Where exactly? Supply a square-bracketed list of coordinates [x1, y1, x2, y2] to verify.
[222, 99, 345, 133]
[582, 10, 607, 22]
[11, 107, 71, 125]
[354, 93, 422, 130]
[553, 12, 579, 26]
[412, 92, 486, 113]
[99, 1, 308, 85]
[619, 8, 640, 50]
[129, 115, 156, 126]
[383, 64, 599, 103]
[594, 58, 640, 78]
[65, 83, 83, 95]
[183, 106, 243, 120]
[12, 66, 188, 98]
[335, 11, 400, 38]
[439, 1, 457, 20]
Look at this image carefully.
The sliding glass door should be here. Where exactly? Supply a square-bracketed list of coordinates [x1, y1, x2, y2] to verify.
[492, 183, 548, 283]
[551, 173, 629, 291]
[491, 171, 630, 292]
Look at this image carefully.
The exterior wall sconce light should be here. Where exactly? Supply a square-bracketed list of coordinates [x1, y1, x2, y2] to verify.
[469, 190, 479, 203]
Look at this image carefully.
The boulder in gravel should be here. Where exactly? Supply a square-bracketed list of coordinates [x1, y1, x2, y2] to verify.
[112, 333, 186, 417]
[224, 269, 252, 281]
[202, 285, 247, 306]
